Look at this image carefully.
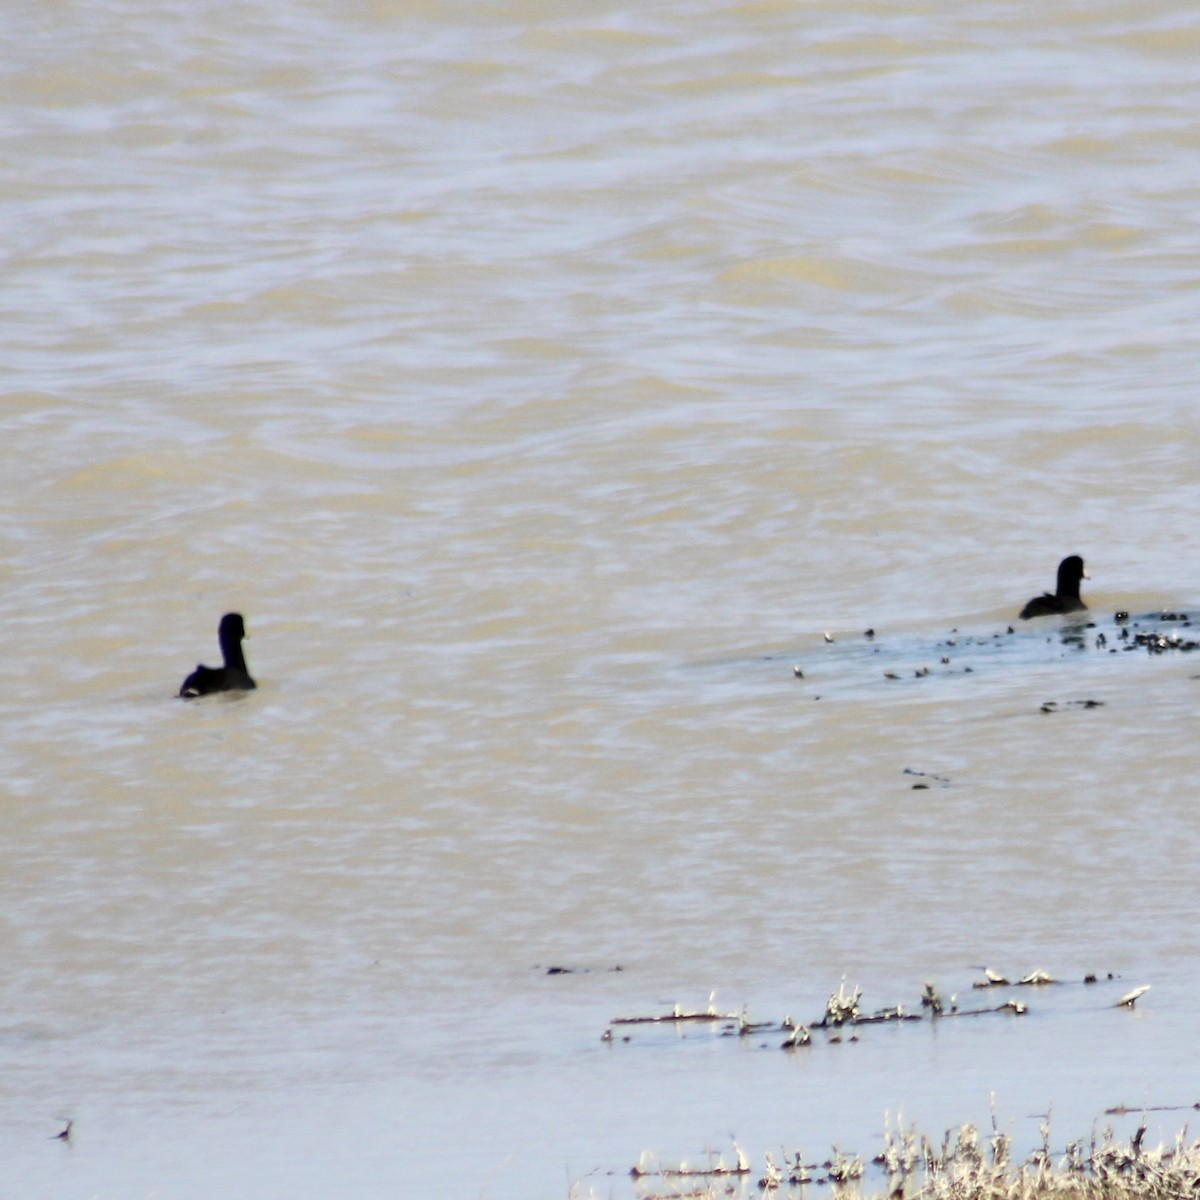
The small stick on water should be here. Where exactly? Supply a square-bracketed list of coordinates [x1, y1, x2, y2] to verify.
[939, 999, 1026, 1019]
[1106, 1101, 1200, 1116]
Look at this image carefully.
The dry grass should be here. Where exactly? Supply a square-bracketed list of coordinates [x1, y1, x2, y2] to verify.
[619, 1120, 1200, 1200]
[871, 1116, 1200, 1199]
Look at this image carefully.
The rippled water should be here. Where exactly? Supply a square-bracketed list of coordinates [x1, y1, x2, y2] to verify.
[3, 2, 1200, 1197]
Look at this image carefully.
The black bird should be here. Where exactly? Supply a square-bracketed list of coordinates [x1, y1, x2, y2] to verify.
[1018, 556, 1088, 620]
[179, 613, 256, 697]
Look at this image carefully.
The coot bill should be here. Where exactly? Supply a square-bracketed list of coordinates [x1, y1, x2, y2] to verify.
[179, 612, 256, 697]
[1018, 556, 1088, 620]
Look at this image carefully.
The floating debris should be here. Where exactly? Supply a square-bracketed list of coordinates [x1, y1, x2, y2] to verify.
[1116, 984, 1151, 1009]
[814, 981, 1005, 1028]
[827, 1147, 865, 1183]
[780, 1024, 811, 1050]
[973, 967, 1010, 988]
[612, 993, 738, 1026]
[760, 1150, 784, 1190]
[1019, 969, 1056, 986]
[608, 968, 1128, 1052]
[649, 1144, 865, 1193]
[1130, 630, 1200, 653]
[735, 1005, 776, 1037]
[630, 1140, 749, 1181]
[822, 978, 862, 1026]
[791, 609, 1200, 702]
[904, 767, 952, 789]
[543, 963, 622, 975]
[760, 1148, 818, 1189]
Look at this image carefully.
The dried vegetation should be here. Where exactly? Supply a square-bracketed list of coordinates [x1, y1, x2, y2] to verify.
[618, 1119, 1200, 1200]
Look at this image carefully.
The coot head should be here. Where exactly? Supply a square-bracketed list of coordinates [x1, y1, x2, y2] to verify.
[1055, 555, 1088, 594]
[218, 612, 246, 648]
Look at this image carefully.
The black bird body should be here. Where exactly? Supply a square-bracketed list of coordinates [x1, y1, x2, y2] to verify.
[179, 613, 256, 697]
[1019, 556, 1088, 620]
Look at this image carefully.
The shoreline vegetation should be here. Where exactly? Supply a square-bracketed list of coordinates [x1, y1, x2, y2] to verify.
[620, 1116, 1200, 1199]
[592, 975, 1188, 1199]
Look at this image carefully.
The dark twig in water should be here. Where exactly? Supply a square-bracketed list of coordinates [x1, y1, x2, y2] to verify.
[1106, 1101, 1200, 1116]
[905, 767, 952, 788]
[1040, 698, 1104, 713]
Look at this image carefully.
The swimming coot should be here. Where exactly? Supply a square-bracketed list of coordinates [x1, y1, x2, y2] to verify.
[179, 613, 256, 697]
[1018, 556, 1088, 620]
